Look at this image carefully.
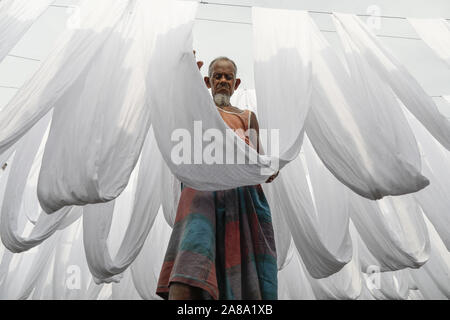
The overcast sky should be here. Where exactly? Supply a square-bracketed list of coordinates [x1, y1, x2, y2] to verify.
[0, 0, 449, 115]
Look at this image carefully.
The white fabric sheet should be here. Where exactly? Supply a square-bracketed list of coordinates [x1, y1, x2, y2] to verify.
[131, 208, 170, 300]
[444, 95, 450, 105]
[83, 127, 164, 284]
[0, 0, 52, 62]
[0, 0, 129, 157]
[265, 137, 352, 279]
[349, 192, 430, 271]
[406, 108, 450, 250]
[37, 0, 149, 213]
[305, 12, 428, 200]
[253, 7, 312, 164]
[408, 18, 450, 67]
[409, 214, 450, 299]
[305, 222, 362, 299]
[277, 243, 316, 300]
[0, 112, 78, 253]
[333, 13, 450, 151]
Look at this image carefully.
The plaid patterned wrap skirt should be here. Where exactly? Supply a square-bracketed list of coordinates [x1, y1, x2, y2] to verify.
[156, 183, 278, 300]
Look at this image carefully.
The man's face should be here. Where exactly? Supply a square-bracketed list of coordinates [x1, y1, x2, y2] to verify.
[205, 60, 241, 98]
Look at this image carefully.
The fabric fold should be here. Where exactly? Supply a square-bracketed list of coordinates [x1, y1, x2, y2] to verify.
[349, 193, 430, 271]
[0, 0, 129, 158]
[37, 0, 149, 213]
[305, 12, 428, 201]
[0, 0, 53, 62]
[0, 112, 77, 253]
[408, 18, 450, 67]
[83, 127, 164, 284]
[333, 13, 450, 151]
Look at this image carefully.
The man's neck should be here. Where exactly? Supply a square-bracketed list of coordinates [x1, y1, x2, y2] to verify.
[216, 104, 232, 109]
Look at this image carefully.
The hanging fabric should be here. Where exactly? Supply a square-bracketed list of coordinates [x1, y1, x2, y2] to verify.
[405, 108, 450, 250]
[131, 209, 171, 300]
[409, 214, 450, 299]
[277, 243, 316, 299]
[304, 11, 428, 201]
[408, 18, 450, 67]
[0, 0, 52, 62]
[37, 0, 149, 213]
[262, 182, 295, 271]
[83, 127, 164, 284]
[0, 0, 129, 158]
[266, 136, 352, 279]
[253, 7, 312, 164]
[305, 222, 362, 299]
[0, 111, 78, 253]
[0, 230, 60, 299]
[443, 95, 450, 105]
[333, 13, 450, 151]
[349, 192, 430, 271]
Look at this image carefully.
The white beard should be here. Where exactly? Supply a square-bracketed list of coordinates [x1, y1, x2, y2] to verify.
[213, 93, 231, 107]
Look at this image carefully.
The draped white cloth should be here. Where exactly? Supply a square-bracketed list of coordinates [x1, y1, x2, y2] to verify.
[264, 136, 352, 279]
[130, 208, 171, 300]
[349, 192, 430, 271]
[0, 0, 129, 161]
[408, 213, 450, 299]
[306, 12, 428, 200]
[304, 222, 362, 299]
[38, 0, 149, 214]
[333, 13, 450, 152]
[0, 0, 52, 62]
[253, 7, 311, 165]
[0, 111, 82, 254]
[408, 18, 450, 67]
[405, 108, 450, 250]
[83, 127, 164, 284]
[444, 95, 450, 105]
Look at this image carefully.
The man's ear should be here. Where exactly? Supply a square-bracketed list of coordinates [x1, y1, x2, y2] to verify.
[204, 77, 212, 89]
[234, 78, 241, 90]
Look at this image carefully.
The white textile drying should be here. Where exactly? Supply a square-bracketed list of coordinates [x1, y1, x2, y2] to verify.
[349, 192, 430, 271]
[0, 0, 129, 164]
[306, 12, 428, 200]
[444, 95, 450, 104]
[333, 13, 450, 152]
[0, 2, 449, 300]
[406, 108, 450, 250]
[0, 0, 52, 62]
[0, 112, 80, 253]
[408, 18, 450, 67]
[253, 7, 311, 165]
[409, 214, 450, 299]
[264, 137, 352, 279]
[38, 0, 149, 213]
[83, 127, 164, 284]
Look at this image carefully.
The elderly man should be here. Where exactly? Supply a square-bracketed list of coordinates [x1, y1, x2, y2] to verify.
[156, 54, 279, 300]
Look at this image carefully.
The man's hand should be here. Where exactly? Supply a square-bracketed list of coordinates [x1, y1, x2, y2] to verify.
[193, 50, 204, 70]
[265, 171, 280, 183]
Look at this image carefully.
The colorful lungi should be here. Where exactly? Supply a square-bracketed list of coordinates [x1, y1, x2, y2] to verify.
[156, 183, 278, 300]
